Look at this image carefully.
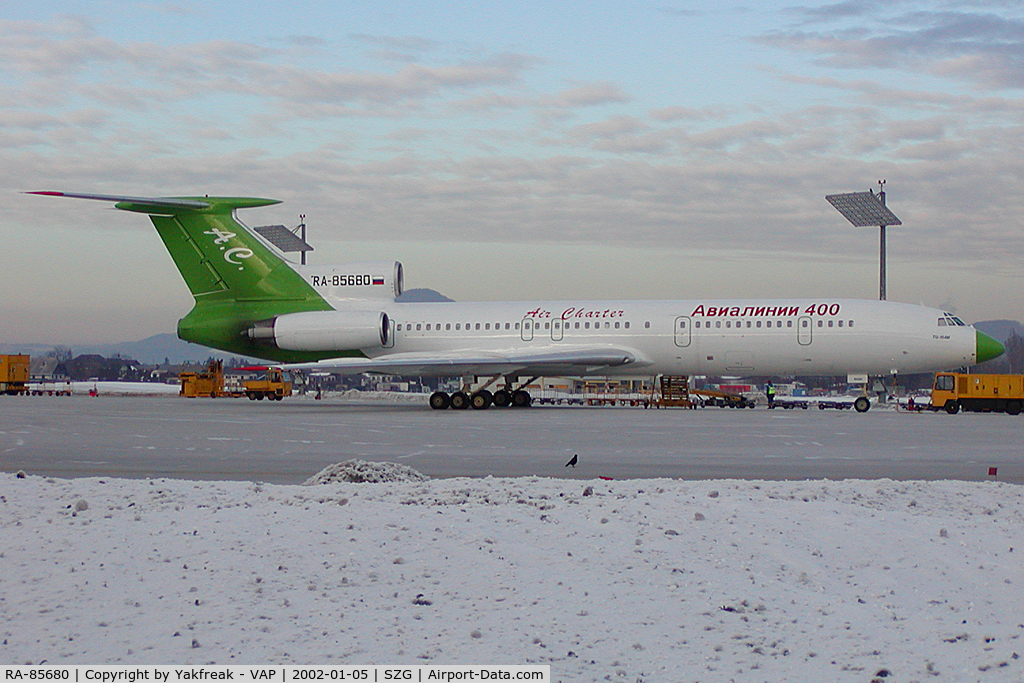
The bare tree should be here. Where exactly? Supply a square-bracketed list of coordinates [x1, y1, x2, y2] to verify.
[45, 346, 72, 362]
[1005, 333, 1024, 373]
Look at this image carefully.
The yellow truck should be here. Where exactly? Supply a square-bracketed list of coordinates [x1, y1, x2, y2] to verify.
[1, 354, 30, 395]
[180, 359, 242, 398]
[244, 368, 292, 401]
[931, 372, 1024, 415]
[180, 360, 291, 400]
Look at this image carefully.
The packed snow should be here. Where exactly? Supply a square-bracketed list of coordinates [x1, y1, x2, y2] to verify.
[57, 381, 180, 396]
[2, 463, 1022, 681]
[304, 460, 431, 485]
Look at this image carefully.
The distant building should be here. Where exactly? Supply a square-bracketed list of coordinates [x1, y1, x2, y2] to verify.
[29, 357, 70, 382]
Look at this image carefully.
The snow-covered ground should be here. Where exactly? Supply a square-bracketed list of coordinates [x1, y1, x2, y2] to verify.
[2, 464, 1022, 681]
[67, 381, 180, 396]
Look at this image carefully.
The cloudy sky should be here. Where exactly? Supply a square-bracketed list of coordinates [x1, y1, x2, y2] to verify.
[3, 1, 1024, 343]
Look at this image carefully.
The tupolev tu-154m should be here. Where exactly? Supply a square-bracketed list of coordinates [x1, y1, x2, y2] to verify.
[31, 192, 1004, 411]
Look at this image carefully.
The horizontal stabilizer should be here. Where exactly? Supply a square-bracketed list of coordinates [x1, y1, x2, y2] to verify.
[27, 191, 212, 210]
[28, 191, 281, 215]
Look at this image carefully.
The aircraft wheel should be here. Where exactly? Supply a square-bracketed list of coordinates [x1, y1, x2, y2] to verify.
[450, 391, 470, 410]
[511, 390, 532, 408]
[471, 390, 493, 410]
[1006, 400, 1022, 416]
[429, 391, 451, 410]
[492, 389, 512, 407]
[854, 396, 871, 413]
[944, 400, 960, 415]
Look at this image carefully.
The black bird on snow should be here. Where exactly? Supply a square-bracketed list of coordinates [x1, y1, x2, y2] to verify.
[565, 454, 578, 468]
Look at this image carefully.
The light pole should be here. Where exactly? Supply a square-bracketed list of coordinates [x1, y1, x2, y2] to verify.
[826, 181, 902, 301]
[252, 218, 314, 264]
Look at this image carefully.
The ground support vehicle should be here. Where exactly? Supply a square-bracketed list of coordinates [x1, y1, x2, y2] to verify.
[181, 361, 291, 400]
[180, 360, 242, 398]
[1, 354, 30, 395]
[532, 392, 587, 406]
[649, 375, 694, 408]
[931, 372, 1024, 415]
[29, 380, 72, 396]
[816, 399, 854, 410]
[771, 395, 868, 411]
[583, 394, 648, 407]
[647, 375, 755, 409]
[897, 395, 930, 412]
[244, 368, 292, 401]
[772, 397, 810, 410]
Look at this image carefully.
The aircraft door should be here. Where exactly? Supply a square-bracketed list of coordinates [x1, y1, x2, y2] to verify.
[521, 318, 535, 341]
[551, 318, 564, 341]
[798, 316, 812, 345]
[674, 316, 692, 347]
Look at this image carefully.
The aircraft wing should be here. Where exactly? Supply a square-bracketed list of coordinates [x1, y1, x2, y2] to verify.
[285, 346, 648, 377]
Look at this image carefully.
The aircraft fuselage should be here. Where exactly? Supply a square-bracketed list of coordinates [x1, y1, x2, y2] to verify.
[376, 298, 979, 377]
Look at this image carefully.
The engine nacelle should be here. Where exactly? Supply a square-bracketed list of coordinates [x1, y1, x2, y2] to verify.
[301, 260, 404, 302]
[248, 310, 390, 352]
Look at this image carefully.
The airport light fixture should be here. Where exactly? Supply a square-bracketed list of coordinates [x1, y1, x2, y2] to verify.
[826, 182, 902, 300]
[254, 216, 313, 265]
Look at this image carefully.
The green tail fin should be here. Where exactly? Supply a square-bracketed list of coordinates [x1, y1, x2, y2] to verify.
[31, 192, 333, 360]
[121, 197, 332, 358]
[114, 196, 315, 302]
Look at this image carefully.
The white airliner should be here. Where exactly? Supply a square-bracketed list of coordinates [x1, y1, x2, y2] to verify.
[31, 191, 1003, 411]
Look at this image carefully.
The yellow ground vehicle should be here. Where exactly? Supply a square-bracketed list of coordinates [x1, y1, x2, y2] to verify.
[181, 361, 291, 400]
[180, 360, 241, 397]
[1, 354, 30, 395]
[931, 372, 1024, 415]
[244, 368, 291, 401]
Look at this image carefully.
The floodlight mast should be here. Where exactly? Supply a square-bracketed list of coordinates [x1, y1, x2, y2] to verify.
[825, 181, 902, 301]
[877, 182, 887, 301]
[252, 217, 314, 266]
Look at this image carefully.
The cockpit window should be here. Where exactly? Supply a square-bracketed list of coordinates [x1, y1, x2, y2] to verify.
[939, 314, 966, 327]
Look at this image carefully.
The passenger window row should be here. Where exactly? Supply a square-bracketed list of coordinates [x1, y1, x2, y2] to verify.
[395, 319, 859, 332]
[395, 321, 640, 332]
[690, 319, 856, 329]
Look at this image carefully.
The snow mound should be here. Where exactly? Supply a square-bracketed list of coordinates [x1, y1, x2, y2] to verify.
[304, 459, 430, 485]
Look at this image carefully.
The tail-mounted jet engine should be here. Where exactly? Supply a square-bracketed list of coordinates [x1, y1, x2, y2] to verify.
[248, 310, 390, 351]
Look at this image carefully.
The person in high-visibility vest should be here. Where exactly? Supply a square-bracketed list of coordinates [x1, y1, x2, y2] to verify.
[766, 381, 776, 408]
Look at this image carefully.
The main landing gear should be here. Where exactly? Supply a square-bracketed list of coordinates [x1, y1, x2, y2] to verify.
[429, 379, 533, 411]
[429, 389, 532, 410]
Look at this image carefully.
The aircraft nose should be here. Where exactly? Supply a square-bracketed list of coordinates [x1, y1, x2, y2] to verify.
[976, 330, 1004, 364]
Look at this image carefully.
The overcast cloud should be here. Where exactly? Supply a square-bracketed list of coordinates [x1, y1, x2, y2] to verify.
[3, 1, 1024, 343]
